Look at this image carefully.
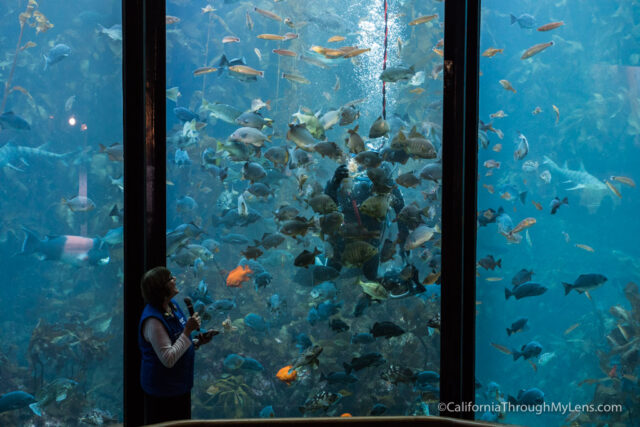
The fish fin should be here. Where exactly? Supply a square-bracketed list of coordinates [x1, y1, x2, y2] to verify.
[29, 402, 42, 417]
[506, 328, 512, 336]
[343, 362, 352, 374]
[504, 287, 512, 299]
[21, 227, 41, 255]
[562, 282, 573, 295]
[510, 14, 517, 24]
[512, 351, 521, 361]
[566, 184, 584, 190]
[56, 392, 67, 402]
[496, 259, 502, 268]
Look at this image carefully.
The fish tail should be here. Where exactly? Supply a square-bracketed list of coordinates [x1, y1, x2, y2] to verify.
[562, 196, 568, 205]
[512, 350, 521, 361]
[506, 328, 512, 336]
[562, 282, 573, 295]
[504, 287, 512, 300]
[510, 14, 517, 24]
[507, 395, 517, 405]
[29, 402, 42, 417]
[343, 362, 352, 374]
[496, 259, 502, 269]
[21, 227, 41, 255]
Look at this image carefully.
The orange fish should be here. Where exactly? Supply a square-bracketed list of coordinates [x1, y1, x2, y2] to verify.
[257, 34, 286, 41]
[193, 67, 217, 76]
[521, 41, 554, 60]
[532, 201, 542, 210]
[491, 342, 512, 355]
[610, 176, 635, 187]
[537, 21, 564, 32]
[276, 365, 297, 385]
[226, 265, 253, 287]
[341, 413, 352, 417]
[511, 217, 536, 234]
[328, 35, 345, 43]
[608, 365, 617, 378]
[482, 48, 504, 57]
[564, 323, 580, 335]
[432, 48, 444, 57]
[605, 180, 622, 198]
[499, 79, 516, 93]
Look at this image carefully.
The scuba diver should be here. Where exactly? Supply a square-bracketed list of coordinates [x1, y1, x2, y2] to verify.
[324, 163, 424, 297]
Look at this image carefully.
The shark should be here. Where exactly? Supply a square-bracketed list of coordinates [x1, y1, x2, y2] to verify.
[0, 142, 70, 171]
[542, 155, 612, 213]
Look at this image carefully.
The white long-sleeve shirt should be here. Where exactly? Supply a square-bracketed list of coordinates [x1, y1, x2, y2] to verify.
[142, 317, 191, 368]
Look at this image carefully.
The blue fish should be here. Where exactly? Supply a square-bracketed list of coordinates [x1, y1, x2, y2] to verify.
[505, 282, 548, 300]
[268, 294, 286, 314]
[415, 371, 440, 392]
[223, 354, 245, 370]
[21, 227, 109, 267]
[370, 403, 387, 416]
[174, 148, 191, 165]
[44, 44, 71, 70]
[174, 107, 199, 122]
[244, 313, 268, 332]
[307, 300, 343, 325]
[259, 405, 275, 418]
[510, 13, 536, 29]
[254, 271, 272, 289]
[241, 356, 264, 371]
[0, 391, 38, 415]
[310, 281, 337, 300]
[0, 142, 70, 171]
[0, 112, 30, 130]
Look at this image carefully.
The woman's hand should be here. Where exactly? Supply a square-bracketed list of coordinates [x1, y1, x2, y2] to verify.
[184, 313, 201, 335]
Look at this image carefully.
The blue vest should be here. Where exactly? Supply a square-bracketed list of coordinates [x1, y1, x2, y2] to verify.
[139, 299, 195, 396]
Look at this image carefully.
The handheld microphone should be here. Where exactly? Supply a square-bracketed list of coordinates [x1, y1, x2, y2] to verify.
[184, 297, 203, 348]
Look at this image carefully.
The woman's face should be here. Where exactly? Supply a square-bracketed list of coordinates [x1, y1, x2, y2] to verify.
[164, 275, 179, 302]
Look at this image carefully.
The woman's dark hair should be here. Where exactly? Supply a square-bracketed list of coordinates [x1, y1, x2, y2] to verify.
[141, 266, 172, 308]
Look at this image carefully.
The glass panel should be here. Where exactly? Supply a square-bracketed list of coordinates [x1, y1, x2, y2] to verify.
[0, 1, 123, 424]
[166, 0, 443, 419]
[476, 1, 640, 425]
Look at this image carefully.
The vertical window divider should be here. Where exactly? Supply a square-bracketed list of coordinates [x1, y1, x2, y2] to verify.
[441, 0, 480, 419]
[123, 0, 166, 425]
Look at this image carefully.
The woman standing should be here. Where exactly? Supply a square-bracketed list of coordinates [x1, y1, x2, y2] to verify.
[138, 266, 213, 424]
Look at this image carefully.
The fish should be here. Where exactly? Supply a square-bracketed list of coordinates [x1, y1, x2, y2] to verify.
[532, 106, 542, 115]
[342, 48, 371, 58]
[490, 342, 512, 355]
[282, 72, 311, 84]
[276, 366, 297, 385]
[521, 41, 554, 59]
[246, 11, 254, 31]
[549, 196, 568, 214]
[21, 227, 109, 267]
[28, 378, 78, 417]
[257, 34, 286, 41]
[229, 65, 264, 77]
[294, 248, 321, 268]
[505, 282, 548, 300]
[291, 344, 323, 370]
[499, 79, 516, 93]
[605, 180, 622, 198]
[272, 49, 297, 57]
[564, 323, 580, 335]
[299, 391, 341, 414]
[165, 15, 180, 24]
[370, 321, 405, 339]
[328, 35, 345, 42]
[219, 34, 240, 44]
[254, 7, 282, 22]
[43, 44, 71, 70]
[0, 391, 38, 415]
[512, 341, 542, 361]
[575, 243, 594, 252]
[512, 269, 534, 286]
[507, 388, 544, 406]
[552, 104, 560, 123]
[380, 65, 416, 83]
[510, 217, 535, 234]
[0, 111, 31, 130]
[408, 14, 438, 26]
[543, 156, 610, 212]
[482, 48, 504, 57]
[563, 273, 607, 295]
[507, 318, 528, 336]
[485, 277, 503, 282]
[287, 124, 316, 152]
[538, 21, 564, 31]
[609, 176, 635, 187]
[166, 87, 180, 102]
[532, 201, 542, 210]
[226, 265, 253, 287]
[478, 255, 501, 270]
[343, 352, 385, 373]
[97, 23, 122, 41]
[62, 196, 96, 212]
[513, 132, 529, 160]
[192, 66, 217, 77]
[510, 13, 536, 29]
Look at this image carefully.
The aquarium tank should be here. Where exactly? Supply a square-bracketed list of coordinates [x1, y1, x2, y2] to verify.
[475, 0, 640, 425]
[0, 0, 123, 425]
[165, 0, 443, 420]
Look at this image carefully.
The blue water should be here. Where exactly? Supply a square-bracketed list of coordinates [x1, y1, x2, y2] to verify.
[476, 0, 640, 425]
